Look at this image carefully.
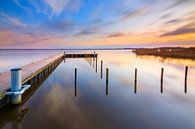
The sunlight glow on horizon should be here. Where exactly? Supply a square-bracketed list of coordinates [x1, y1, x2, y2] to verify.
[0, 0, 195, 48]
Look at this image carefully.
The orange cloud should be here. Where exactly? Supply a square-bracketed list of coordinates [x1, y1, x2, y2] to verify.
[0, 28, 195, 48]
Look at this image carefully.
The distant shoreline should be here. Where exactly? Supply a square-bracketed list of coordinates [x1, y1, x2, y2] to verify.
[133, 47, 195, 60]
[0, 48, 134, 50]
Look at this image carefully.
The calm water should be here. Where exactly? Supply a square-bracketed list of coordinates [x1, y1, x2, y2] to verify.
[0, 50, 195, 129]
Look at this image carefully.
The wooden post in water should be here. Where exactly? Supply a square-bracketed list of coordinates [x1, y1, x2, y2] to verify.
[95, 57, 98, 73]
[101, 60, 103, 79]
[106, 68, 109, 95]
[184, 66, 188, 93]
[134, 68, 137, 94]
[94, 51, 96, 58]
[160, 68, 164, 93]
[64, 52, 66, 63]
[75, 68, 77, 97]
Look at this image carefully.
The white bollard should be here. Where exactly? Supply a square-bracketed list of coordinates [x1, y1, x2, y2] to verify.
[10, 68, 22, 105]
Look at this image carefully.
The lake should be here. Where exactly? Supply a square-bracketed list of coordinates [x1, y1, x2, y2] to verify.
[0, 50, 195, 129]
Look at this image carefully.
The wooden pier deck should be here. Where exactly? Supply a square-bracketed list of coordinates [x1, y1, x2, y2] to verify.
[0, 53, 98, 108]
[0, 54, 64, 97]
[65, 53, 97, 58]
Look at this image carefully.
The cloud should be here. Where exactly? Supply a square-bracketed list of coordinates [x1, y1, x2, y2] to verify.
[44, 0, 69, 15]
[0, 13, 27, 28]
[44, 0, 81, 16]
[43, 19, 75, 33]
[159, 13, 171, 20]
[161, 22, 195, 36]
[28, 0, 51, 17]
[74, 26, 100, 36]
[165, 19, 180, 24]
[0, 28, 66, 48]
[13, 0, 30, 12]
[119, 6, 147, 22]
[90, 4, 105, 18]
[107, 33, 124, 38]
[168, 0, 194, 9]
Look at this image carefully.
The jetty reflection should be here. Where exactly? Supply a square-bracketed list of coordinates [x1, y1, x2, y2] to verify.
[0, 106, 29, 129]
[0, 59, 61, 129]
[1, 51, 195, 129]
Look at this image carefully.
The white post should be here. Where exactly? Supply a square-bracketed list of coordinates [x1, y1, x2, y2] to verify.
[10, 68, 22, 105]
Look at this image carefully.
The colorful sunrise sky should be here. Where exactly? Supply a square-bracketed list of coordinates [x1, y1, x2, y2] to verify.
[0, 0, 195, 48]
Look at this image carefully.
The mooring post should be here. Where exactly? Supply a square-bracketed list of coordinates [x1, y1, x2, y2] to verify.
[184, 66, 188, 93]
[95, 57, 98, 73]
[106, 68, 109, 95]
[101, 60, 103, 79]
[64, 52, 66, 58]
[75, 68, 77, 97]
[134, 68, 137, 94]
[64, 52, 66, 62]
[94, 51, 96, 58]
[160, 68, 164, 93]
[10, 68, 22, 105]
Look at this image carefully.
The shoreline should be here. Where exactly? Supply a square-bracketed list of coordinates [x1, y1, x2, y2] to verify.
[133, 47, 195, 60]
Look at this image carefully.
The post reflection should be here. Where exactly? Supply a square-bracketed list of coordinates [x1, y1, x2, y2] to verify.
[184, 66, 188, 93]
[93, 57, 95, 68]
[95, 57, 97, 73]
[75, 68, 77, 97]
[106, 68, 109, 96]
[134, 68, 137, 94]
[0, 59, 62, 129]
[160, 68, 164, 93]
[100, 60, 103, 79]
[22, 59, 62, 103]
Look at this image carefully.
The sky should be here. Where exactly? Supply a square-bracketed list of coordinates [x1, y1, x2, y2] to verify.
[0, 0, 195, 48]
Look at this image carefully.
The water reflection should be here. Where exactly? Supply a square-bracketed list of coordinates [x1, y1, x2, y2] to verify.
[95, 57, 98, 73]
[100, 60, 103, 79]
[106, 68, 109, 96]
[75, 68, 77, 97]
[1, 50, 195, 129]
[160, 68, 164, 93]
[136, 55, 195, 67]
[0, 106, 29, 129]
[134, 68, 137, 94]
[0, 58, 61, 129]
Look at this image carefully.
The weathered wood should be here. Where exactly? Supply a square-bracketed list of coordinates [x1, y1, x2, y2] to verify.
[106, 68, 109, 95]
[161, 68, 164, 93]
[0, 54, 64, 109]
[0, 54, 63, 96]
[65, 54, 97, 58]
[184, 66, 188, 93]
[95, 57, 98, 73]
[134, 68, 137, 94]
[75, 68, 77, 97]
[101, 60, 103, 79]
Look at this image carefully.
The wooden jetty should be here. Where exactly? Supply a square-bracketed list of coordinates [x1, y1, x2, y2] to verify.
[0, 53, 97, 109]
[65, 53, 97, 58]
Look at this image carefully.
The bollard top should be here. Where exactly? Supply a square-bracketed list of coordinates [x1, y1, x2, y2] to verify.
[11, 68, 22, 71]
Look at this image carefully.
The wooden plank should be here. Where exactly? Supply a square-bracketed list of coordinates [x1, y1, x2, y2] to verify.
[65, 54, 97, 58]
[0, 54, 63, 94]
